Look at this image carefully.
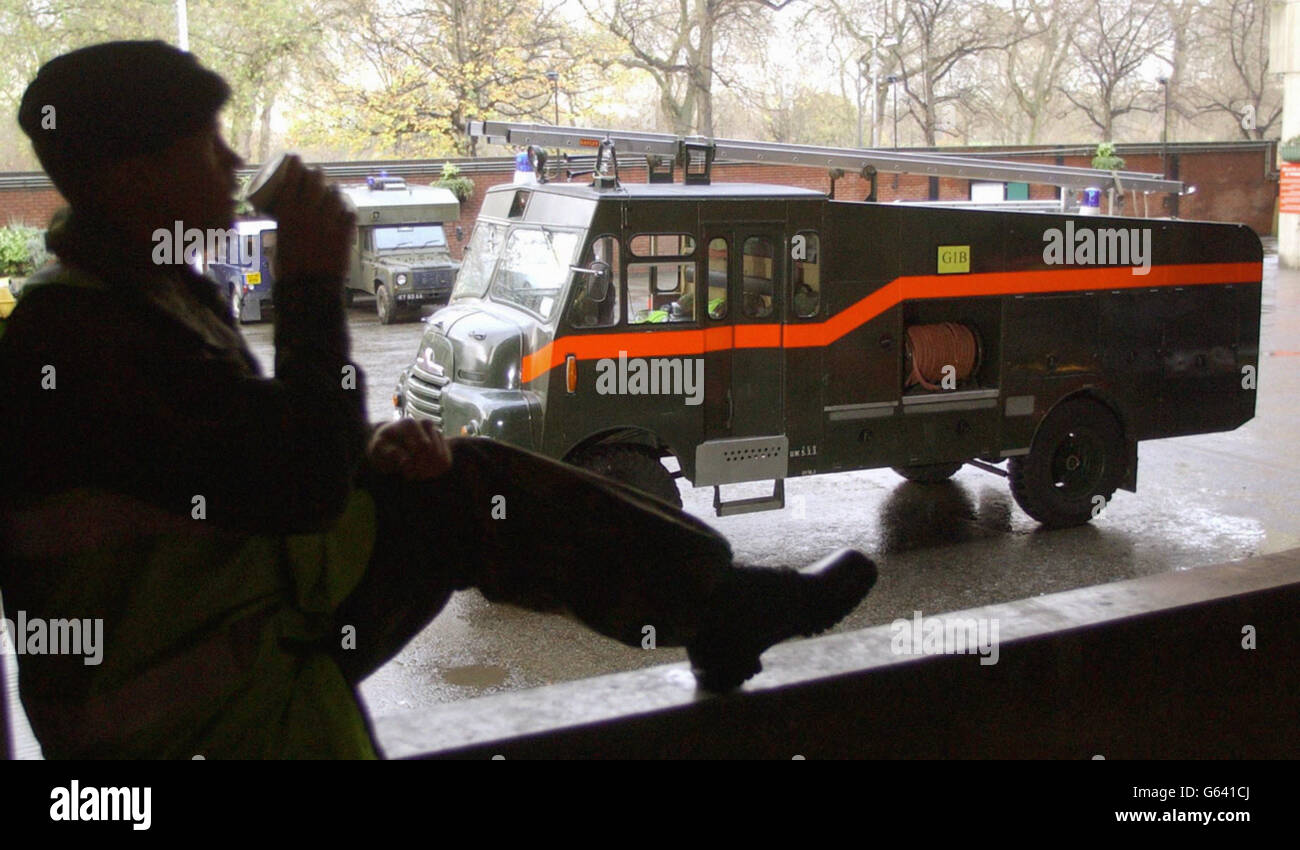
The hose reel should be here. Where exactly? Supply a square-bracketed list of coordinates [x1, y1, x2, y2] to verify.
[904, 322, 981, 391]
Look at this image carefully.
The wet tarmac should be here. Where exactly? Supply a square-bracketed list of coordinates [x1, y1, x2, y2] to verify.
[233, 256, 1299, 719]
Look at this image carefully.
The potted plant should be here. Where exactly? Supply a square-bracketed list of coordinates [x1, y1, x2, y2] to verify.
[1091, 141, 1126, 171]
[1281, 135, 1300, 164]
[435, 162, 475, 203]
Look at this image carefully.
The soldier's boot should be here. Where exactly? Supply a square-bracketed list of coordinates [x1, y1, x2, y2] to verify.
[685, 548, 877, 692]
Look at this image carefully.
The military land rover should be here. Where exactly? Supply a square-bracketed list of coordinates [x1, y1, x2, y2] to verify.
[339, 176, 461, 324]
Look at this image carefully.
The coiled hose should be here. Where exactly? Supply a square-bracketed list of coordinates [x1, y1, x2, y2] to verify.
[905, 322, 979, 390]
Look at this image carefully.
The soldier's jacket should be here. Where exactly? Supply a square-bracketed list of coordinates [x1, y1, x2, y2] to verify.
[0, 214, 378, 758]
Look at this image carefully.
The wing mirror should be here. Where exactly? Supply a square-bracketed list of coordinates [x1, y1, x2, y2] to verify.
[571, 260, 612, 302]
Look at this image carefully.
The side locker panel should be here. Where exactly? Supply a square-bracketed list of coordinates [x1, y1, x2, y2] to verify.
[1001, 211, 1103, 454]
[891, 207, 1006, 467]
[820, 203, 903, 472]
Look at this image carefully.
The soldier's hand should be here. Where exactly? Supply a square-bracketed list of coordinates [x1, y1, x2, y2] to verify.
[368, 419, 452, 480]
[272, 154, 355, 287]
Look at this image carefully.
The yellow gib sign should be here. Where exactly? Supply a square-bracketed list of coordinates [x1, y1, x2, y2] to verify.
[938, 245, 970, 274]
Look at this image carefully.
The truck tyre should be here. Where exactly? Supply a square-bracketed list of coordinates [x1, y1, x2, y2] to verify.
[571, 445, 683, 509]
[892, 462, 964, 483]
[1009, 398, 1125, 528]
[376, 284, 396, 325]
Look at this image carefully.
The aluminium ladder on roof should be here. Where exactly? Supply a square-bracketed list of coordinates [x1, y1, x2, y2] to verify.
[466, 120, 1185, 195]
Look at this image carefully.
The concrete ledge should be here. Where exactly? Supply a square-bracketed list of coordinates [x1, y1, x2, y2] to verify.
[376, 549, 1300, 759]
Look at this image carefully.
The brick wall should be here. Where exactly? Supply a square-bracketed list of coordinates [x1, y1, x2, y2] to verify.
[1, 182, 66, 229]
[0, 143, 1277, 253]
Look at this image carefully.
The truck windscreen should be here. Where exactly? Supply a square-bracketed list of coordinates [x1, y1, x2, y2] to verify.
[487, 226, 582, 320]
[451, 220, 508, 300]
[373, 224, 447, 250]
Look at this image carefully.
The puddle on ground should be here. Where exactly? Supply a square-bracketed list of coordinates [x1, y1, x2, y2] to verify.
[441, 664, 509, 688]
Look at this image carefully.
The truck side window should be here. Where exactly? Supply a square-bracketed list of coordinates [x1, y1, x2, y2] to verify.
[707, 237, 728, 319]
[627, 261, 696, 324]
[629, 233, 696, 257]
[570, 235, 621, 328]
[742, 236, 774, 318]
[792, 231, 820, 318]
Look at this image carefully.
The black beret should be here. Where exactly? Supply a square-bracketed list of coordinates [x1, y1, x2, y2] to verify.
[18, 41, 230, 193]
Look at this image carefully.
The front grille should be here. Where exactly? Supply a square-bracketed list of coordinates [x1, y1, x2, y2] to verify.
[406, 337, 453, 429]
[412, 268, 455, 292]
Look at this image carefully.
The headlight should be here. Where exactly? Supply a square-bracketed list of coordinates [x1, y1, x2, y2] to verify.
[396, 273, 408, 286]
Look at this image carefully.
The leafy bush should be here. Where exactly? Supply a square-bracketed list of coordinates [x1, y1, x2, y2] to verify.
[0, 224, 43, 277]
[436, 162, 475, 203]
[1091, 142, 1125, 171]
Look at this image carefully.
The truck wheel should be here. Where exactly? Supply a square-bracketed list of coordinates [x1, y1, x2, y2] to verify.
[1009, 398, 1125, 528]
[892, 462, 964, 483]
[571, 445, 683, 509]
[376, 284, 395, 325]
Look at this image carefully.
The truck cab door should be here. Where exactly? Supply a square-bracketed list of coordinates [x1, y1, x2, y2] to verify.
[731, 226, 785, 437]
[702, 224, 785, 439]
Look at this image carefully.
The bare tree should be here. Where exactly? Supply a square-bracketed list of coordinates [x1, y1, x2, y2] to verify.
[1181, 0, 1280, 139]
[996, 0, 1079, 144]
[580, 0, 794, 136]
[1059, 0, 1172, 140]
[824, 0, 1011, 147]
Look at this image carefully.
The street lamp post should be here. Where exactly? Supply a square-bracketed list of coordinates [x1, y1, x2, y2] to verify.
[886, 74, 900, 150]
[545, 70, 559, 126]
[1157, 76, 1170, 176]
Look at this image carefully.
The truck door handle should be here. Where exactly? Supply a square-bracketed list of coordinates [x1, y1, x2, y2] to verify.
[725, 388, 733, 430]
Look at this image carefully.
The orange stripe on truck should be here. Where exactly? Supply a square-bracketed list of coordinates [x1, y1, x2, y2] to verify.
[521, 261, 1260, 383]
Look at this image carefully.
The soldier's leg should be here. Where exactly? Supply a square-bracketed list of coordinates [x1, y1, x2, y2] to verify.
[333, 436, 732, 682]
[334, 437, 875, 690]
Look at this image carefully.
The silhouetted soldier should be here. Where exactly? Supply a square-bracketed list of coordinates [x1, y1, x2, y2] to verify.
[0, 41, 875, 758]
